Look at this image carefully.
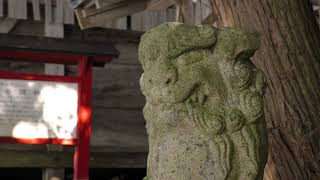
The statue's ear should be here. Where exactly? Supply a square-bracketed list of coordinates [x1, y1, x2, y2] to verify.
[234, 32, 260, 60]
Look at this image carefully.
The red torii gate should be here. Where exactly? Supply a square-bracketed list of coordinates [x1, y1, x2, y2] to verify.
[0, 34, 118, 180]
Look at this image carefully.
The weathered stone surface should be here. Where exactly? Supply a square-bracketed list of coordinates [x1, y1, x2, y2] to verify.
[139, 22, 268, 180]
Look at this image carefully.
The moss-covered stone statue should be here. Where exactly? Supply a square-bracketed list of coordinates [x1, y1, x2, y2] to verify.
[139, 23, 268, 180]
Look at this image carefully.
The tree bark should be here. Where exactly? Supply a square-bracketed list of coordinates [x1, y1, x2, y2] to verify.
[209, 0, 320, 179]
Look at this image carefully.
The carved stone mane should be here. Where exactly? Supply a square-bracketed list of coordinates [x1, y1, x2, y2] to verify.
[139, 23, 268, 180]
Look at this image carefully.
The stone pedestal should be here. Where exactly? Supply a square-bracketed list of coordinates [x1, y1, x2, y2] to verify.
[139, 23, 268, 180]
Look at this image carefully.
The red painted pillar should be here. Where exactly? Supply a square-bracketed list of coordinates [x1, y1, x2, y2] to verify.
[74, 56, 92, 180]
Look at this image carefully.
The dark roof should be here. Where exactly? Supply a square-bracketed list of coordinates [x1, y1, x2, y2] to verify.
[0, 33, 119, 57]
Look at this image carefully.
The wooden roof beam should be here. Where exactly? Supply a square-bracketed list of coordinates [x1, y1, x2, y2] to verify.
[146, 0, 175, 11]
[75, 0, 147, 29]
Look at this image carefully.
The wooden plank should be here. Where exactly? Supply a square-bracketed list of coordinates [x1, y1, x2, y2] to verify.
[64, 0, 75, 24]
[45, 0, 64, 38]
[45, 0, 53, 23]
[81, 28, 142, 43]
[114, 17, 128, 30]
[69, 0, 90, 8]
[44, 64, 65, 75]
[92, 0, 128, 8]
[146, 0, 174, 11]
[112, 42, 139, 65]
[83, 0, 96, 9]
[11, 20, 45, 36]
[43, 0, 64, 37]
[0, 18, 18, 33]
[95, 0, 102, 8]
[131, 11, 145, 31]
[0, 34, 118, 57]
[8, 0, 28, 19]
[194, 0, 211, 25]
[68, 64, 144, 108]
[167, 7, 176, 22]
[0, 59, 44, 74]
[173, 0, 182, 21]
[91, 109, 147, 151]
[56, 0, 64, 24]
[75, 0, 147, 29]
[32, 0, 41, 21]
[70, 64, 147, 151]
[81, 0, 127, 18]
[175, 3, 182, 22]
[194, 0, 201, 24]
[0, 0, 3, 17]
[181, 0, 195, 25]
[83, 0, 114, 9]
[8, 19, 141, 42]
[0, 150, 147, 168]
[104, 17, 127, 30]
[131, 8, 175, 31]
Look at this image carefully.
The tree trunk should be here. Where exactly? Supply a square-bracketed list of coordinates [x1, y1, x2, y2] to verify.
[209, 0, 320, 179]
